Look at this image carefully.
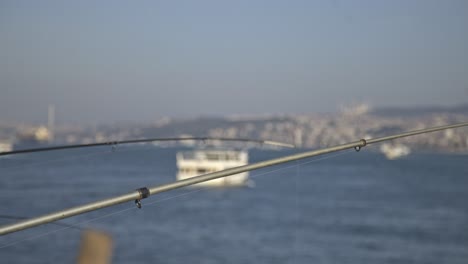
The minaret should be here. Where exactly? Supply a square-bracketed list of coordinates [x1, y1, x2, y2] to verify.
[48, 104, 55, 143]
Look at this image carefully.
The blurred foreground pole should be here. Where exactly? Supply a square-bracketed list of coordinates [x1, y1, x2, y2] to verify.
[76, 229, 113, 264]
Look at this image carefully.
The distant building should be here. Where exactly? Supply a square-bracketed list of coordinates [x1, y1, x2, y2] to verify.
[0, 141, 13, 152]
[340, 103, 370, 117]
[14, 126, 51, 150]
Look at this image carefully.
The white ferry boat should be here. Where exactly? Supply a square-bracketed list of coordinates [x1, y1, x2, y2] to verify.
[176, 150, 250, 187]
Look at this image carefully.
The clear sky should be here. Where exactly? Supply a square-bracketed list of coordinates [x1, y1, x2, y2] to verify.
[1, 0, 467, 124]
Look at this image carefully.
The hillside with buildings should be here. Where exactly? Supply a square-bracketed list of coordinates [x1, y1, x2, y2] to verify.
[1, 104, 467, 153]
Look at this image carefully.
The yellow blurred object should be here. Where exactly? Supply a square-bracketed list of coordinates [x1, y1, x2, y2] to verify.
[76, 229, 113, 264]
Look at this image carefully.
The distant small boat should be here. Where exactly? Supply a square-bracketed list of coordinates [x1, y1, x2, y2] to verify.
[176, 150, 251, 187]
[380, 143, 410, 160]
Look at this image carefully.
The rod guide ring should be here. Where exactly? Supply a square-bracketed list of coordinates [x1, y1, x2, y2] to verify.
[135, 187, 150, 209]
[354, 139, 367, 152]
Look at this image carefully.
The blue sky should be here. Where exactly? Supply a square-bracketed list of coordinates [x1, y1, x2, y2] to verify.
[1, 0, 467, 123]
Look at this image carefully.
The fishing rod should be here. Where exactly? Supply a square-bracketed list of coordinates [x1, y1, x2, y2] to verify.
[0, 137, 295, 156]
[0, 215, 81, 230]
[0, 122, 467, 235]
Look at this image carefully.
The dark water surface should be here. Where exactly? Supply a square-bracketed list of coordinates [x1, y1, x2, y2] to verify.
[0, 146, 467, 263]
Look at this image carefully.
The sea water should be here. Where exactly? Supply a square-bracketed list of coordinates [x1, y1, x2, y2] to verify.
[0, 146, 467, 263]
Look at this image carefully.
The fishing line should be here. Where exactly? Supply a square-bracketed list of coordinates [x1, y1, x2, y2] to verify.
[292, 158, 301, 263]
[145, 150, 356, 207]
[0, 149, 113, 171]
[0, 186, 232, 249]
[244, 149, 354, 263]
[0, 225, 73, 250]
[245, 149, 354, 263]
[0, 204, 136, 250]
[0, 150, 352, 249]
[0, 143, 161, 176]
[124, 150, 355, 212]
[292, 159, 300, 264]
[0, 188, 201, 249]
[249, 149, 354, 180]
[139, 188, 206, 208]
[105, 152, 354, 221]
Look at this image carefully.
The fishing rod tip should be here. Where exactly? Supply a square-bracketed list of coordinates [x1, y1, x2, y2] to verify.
[263, 141, 296, 148]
